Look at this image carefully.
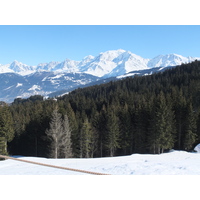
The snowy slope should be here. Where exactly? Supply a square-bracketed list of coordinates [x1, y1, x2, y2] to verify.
[9, 60, 36, 75]
[0, 72, 99, 102]
[148, 54, 200, 68]
[78, 49, 148, 77]
[1, 151, 200, 175]
[103, 50, 149, 78]
[79, 50, 126, 77]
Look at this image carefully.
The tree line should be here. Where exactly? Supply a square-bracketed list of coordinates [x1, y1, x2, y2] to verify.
[1, 60, 200, 158]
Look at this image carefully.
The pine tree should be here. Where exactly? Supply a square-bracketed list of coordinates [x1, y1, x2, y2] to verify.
[132, 99, 148, 154]
[93, 108, 107, 157]
[65, 102, 79, 158]
[0, 105, 14, 156]
[172, 89, 187, 150]
[183, 103, 197, 151]
[80, 117, 97, 158]
[46, 107, 63, 158]
[105, 109, 120, 157]
[118, 104, 132, 155]
[59, 114, 73, 158]
[46, 107, 72, 158]
[149, 92, 175, 154]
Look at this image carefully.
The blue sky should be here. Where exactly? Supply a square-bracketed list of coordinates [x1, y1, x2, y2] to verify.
[1, 25, 200, 66]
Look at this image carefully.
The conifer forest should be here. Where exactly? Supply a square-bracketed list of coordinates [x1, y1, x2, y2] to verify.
[1, 60, 200, 158]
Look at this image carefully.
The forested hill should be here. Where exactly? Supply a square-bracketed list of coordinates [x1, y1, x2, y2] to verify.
[6, 60, 200, 158]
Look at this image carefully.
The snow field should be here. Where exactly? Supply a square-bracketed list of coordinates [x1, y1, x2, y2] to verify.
[1, 151, 200, 200]
[1, 150, 200, 175]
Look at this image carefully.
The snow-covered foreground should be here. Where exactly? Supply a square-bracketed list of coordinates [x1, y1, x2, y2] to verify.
[1, 150, 200, 175]
[1, 151, 200, 200]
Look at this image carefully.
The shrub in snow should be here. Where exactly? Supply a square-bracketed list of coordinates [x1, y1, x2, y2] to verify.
[194, 144, 200, 153]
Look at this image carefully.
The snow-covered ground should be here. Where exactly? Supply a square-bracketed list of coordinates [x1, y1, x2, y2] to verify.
[1, 150, 200, 200]
[1, 150, 200, 175]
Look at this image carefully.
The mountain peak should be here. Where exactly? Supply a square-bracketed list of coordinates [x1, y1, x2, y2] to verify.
[147, 53, 199, 68]
[9, 60, 36, 75]
[11, 60, 24, 66]
[100, 49, 126, 54]
[0, 50, 200, 77]
[83, 55, 95, 60]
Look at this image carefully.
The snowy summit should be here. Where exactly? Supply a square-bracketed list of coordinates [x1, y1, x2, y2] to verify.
[0, 50, 199, 78]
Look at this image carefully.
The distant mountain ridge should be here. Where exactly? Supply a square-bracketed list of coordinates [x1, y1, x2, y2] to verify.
[0, 49, 199, 102]
[1, 49, 199, 77]
[0, 72, 99, 102]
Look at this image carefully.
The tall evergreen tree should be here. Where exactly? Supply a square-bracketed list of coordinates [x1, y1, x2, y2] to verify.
[172, 89, 187, 149]
[105, 108, 120, 157]
[118, 104, 132, 155]
[46, 107, 63, 158]
[93, 108, 107, 157]
[149, 92, 175, 154]
[183, 103, 197, 150]
[65, 103, 79, 157]
[0, 105, 14, 156]
[132, 99, 148, 153]
[59, 114, 73, 158]
[80, 117, 96, 158]
[46, 107, 72, 158]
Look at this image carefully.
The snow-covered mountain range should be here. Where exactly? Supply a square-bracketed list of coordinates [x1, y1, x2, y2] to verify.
[0, 49, 199, 102]
[1, 49, 199, 77]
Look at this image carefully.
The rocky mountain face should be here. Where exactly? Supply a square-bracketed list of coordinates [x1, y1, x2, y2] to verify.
[0, 49, 199, 102]
[0, 72, 99, 102]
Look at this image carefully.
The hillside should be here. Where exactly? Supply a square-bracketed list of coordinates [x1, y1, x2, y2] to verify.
[5, 60, 200, 159]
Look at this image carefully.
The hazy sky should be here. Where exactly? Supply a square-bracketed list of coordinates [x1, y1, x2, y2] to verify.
[1, 25, 200, 66]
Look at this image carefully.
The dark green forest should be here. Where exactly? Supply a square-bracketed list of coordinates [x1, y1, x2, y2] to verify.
[1, 60, 200, 158]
